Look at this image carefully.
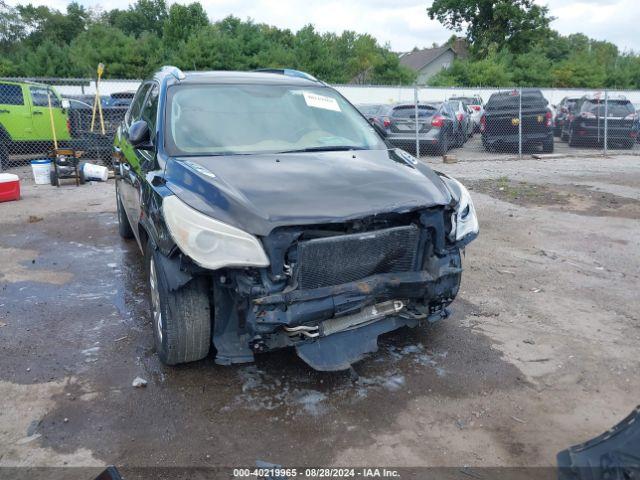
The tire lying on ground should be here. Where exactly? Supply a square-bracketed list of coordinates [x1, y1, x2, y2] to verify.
[145, 238, 212, 365]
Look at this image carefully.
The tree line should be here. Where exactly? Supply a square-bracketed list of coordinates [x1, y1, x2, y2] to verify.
[1, 0, 638, 88]
[0, 0, 415, 84]
[427, 0, 640, 89]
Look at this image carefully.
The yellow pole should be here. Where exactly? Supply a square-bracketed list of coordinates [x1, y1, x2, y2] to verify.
[47, 91, 58, 151]
[90, 63, 106, 135]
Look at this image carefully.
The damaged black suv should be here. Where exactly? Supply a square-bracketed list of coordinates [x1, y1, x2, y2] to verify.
[114, 66, 478, 371]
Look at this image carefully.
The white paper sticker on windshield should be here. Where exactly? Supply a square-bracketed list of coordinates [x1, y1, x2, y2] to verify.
[303, 91, 341, 112]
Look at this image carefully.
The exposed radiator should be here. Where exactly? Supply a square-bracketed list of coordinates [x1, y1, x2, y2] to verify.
[296, 224, 421, 290]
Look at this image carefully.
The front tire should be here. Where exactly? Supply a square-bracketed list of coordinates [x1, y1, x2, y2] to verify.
[116, 185, 134, 239]
[146, 240, 211, 365]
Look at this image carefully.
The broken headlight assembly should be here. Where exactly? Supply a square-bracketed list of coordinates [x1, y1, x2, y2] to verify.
[162, 195, 270, 270]
[442, 175, 479, 243]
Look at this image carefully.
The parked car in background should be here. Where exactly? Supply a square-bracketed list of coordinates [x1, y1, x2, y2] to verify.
[446, 99, 473, 145]
[562, 95, 637, 149]
[104, 91, 135, 107]
[0, 80, 71, 168]
[450, 96, 484, 132]
[378, 102, 457, 155]
[64, 92, 131, 165]
[356, 103, 391, 132]
[114, 66, 479, 371]
[554, 96, 581, 138]
[481, 89, 554, 153]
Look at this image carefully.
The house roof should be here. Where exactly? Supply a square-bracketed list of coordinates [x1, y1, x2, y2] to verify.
[399, 46, 454, 71]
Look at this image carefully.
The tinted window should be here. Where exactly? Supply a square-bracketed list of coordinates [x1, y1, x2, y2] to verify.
[486, 91, 547, 111]
[0, 83, 24, 105]
[583, 100, 634, 117]
[141, 83, 160, 136]
[392, 105, 437, 118]
[357, 105, 383, 116]
[127, 83, 151, 125]
[166, 84, 386, 155]
[29, 86, 61, 107]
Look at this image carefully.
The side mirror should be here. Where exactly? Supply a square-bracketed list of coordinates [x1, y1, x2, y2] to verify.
[128, 120, 153, 150]
[61, 99, 70, 110]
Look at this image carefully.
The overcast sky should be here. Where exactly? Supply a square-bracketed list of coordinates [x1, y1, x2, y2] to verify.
[8, 0, 640, 53]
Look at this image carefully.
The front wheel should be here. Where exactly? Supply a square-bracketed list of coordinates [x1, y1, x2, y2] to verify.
[146, 240, 212, 365]
[116, 184, 134, 239]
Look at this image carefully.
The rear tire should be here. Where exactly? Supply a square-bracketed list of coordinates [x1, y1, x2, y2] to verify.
[146, 239, 212, 365]
[435, 134, 449, 156]
[0, 140, 7, 171]
[568, 129, 578, 147]
[116, 185, 134, 239]
[50, 168, 58, 186]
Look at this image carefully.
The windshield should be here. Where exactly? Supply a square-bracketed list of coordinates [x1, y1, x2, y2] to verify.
[584, 100, 634, 117]
[165, 84, 386, 155]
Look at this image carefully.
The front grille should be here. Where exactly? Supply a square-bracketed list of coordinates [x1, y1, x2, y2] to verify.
[296, 225, 421, 290]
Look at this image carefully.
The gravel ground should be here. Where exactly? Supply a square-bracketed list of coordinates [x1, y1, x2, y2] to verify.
[0, 153, 638, 477]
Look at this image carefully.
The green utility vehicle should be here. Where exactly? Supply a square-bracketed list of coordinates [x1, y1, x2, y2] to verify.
[0, 80, 71, 168]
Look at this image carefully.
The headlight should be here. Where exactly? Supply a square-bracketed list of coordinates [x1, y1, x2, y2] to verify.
[162, 195, 270, 270]
[443, 176, 479, 242]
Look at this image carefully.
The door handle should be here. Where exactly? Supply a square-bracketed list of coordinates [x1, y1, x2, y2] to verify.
[33, 111, 43, 115]
[0, 109, 9, 114]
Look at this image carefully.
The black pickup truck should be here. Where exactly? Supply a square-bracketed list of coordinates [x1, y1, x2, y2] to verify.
[481, 89, 554, 153]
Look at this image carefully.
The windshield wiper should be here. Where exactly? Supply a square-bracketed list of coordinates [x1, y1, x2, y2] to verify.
[278, 145, 367, 153]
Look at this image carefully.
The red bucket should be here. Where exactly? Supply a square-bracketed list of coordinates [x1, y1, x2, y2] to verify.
[0, 173, 21, 202]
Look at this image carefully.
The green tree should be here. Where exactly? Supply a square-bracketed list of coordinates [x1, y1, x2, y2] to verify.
[70, 24, 163, 78]
[163, 2, 208, 44]
[427, 0, 552, 55]
[107, 0, 167, 38]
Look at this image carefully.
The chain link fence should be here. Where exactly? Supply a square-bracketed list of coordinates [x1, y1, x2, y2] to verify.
[1, 78, 639, 178]
[348, 85, 640, 162]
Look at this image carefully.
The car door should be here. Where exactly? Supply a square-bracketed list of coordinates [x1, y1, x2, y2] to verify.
[28, 85, 70, 142]
[117, 82, 156, 245]
[0, 82, 32, 142]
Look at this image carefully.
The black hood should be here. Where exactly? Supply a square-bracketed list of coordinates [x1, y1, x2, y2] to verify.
[163, 148, 452, 236]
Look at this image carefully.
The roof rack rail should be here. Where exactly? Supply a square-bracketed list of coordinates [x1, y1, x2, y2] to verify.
[254, 68, 319, 82]
[160, 65, 186, 81]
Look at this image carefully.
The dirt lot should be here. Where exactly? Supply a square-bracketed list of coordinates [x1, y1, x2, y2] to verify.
[0, 153, 639, 477]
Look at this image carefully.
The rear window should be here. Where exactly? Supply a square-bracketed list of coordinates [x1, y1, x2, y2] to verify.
[452, 97, 481, 106]
[0, 83, 24, 106]
[583, 100, 634, 117]
[357, 105, 383, 116]
[392, 105, 437, 118]
[486, 91, 547, 111]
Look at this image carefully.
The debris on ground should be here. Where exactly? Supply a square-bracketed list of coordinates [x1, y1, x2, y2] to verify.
[132, 377, 148, 388]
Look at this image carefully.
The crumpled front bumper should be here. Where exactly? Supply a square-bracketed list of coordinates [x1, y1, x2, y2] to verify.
[212, 250, 462, 371]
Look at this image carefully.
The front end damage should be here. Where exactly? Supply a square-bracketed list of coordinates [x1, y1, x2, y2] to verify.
[209, 207, 467, 371]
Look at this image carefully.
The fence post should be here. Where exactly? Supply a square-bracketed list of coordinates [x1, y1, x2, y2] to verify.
[604, 90, 609, 157]
[518, 87, 523, 159]
[414, 85, 420, 158]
